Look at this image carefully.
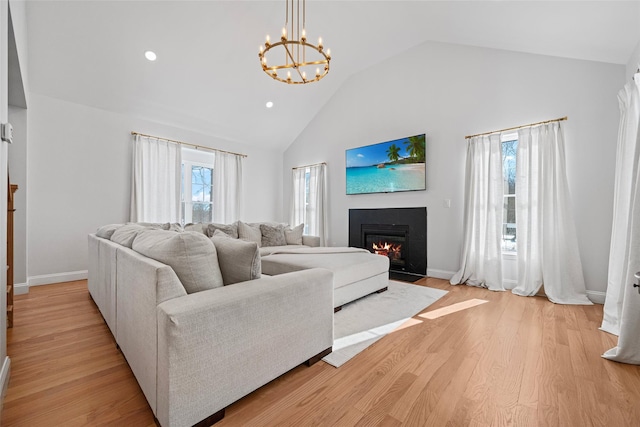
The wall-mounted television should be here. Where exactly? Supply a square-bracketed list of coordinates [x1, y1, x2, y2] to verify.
[346, 134, 426, 195]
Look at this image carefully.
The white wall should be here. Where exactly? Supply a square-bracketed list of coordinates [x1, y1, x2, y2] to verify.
[26, 93, 282, 280]
[284, 40, 624, 295]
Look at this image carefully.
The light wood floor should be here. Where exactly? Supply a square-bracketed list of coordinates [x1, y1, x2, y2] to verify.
[2, 278, 640, 426]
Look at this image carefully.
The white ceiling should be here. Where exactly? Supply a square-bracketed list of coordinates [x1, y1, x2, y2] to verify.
[24, 1, 640, 151]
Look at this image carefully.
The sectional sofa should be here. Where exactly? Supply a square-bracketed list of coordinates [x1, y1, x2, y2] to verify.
[87, 221, 389, 427]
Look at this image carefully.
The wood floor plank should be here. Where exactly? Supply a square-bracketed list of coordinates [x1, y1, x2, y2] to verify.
[3, 279, 640, 427]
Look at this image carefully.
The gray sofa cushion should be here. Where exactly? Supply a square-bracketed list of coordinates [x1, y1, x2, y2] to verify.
[96, 223, 124, 240]
[206, 221, 239, 239]
[164, 223, 184, 232]
[210, 232, 261, 285]
[137, 222, 167, 229]
[184, 223, 206, 234]
[259, 245, 308, 256]
[132, 230, 224, 294]
[284, 223, 304, 245]
[111, 224, 147, 248]
[260, 224, 287, 247]
[238, 221, 262, 247]
[260, 248, 389, 289]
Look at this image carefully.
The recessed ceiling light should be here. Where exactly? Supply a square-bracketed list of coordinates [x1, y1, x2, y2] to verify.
[266, 101, 274, 108]
[145, 51, 157, 61]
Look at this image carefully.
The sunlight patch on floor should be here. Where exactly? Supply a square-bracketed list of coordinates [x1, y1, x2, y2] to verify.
[333, 317, 424, 351]
[419, 298, 489, 320]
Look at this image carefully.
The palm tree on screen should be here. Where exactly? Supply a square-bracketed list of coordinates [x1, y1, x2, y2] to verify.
[386, 144, 401, 163]
[404, 135, 425, 162]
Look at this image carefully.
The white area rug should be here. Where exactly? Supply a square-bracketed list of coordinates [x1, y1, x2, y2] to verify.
[322, 280, 447, 367]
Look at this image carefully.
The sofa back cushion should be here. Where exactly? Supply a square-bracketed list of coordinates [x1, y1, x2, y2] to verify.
[184, 223, 206, 234]
[132, 230, 224, 294]
[211, 231, 261, 285]
[96, 223, 124, 240]
[111, 224, 147, 248]
[238, 221, 262, 247]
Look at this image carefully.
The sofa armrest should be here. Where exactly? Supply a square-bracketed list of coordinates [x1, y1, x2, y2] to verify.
[302, 235, 321, 247]
[156, 268, 334, 427]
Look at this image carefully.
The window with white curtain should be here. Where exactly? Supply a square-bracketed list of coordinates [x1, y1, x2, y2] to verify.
[290, 163, 327, 245]
[181, 148, 215, 224]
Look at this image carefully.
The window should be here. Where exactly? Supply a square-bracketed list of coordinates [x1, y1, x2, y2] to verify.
[181, 148, 215, 224]
[502, 134, 518, 252]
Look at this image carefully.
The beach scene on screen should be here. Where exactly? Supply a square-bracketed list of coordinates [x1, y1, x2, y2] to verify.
[346, 134, 426, 195]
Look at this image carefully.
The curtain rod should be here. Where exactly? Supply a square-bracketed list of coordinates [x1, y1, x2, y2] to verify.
[131, 131, 247, 158]
[292, 162, 326, 170]
[465, 116, 568, 140]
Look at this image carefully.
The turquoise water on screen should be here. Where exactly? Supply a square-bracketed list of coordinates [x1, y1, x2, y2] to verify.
[346, 163, 425, 195]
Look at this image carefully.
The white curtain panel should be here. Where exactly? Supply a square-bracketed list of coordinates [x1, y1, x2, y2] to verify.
[130, 135, 181, 223]
[603, 108, 640, 364]
[213, 151, 243, 223]
[308, 164, 328, 246]
[450, 134, 505, 291]
[512, 123, 591, 305]
[290, 167, 306, 228]
[601, 74, 640, 340]
[290, 164, 328, 246]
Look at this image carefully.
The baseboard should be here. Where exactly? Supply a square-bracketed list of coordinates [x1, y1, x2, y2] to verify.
[587, 290, 606, 305]
[427, 269, 455, 280]
[28, 270, 88, 288]
[13, 282, 28, 295]
[1, 356, 10, 406]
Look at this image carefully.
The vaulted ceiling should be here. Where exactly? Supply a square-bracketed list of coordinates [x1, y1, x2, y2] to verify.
[25, 1, 640, 150]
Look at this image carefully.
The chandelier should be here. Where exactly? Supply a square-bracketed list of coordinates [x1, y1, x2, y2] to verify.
[259, 0, 331, 85]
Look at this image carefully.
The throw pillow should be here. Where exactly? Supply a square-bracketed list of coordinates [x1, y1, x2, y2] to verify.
[260, 223, 287, 247]
[238, 221, 262, 247]
[206, 221, 239, 238]
[210, 234, 261, 285]
[284, 223, 304, 245]
[132, 230, 224, 294]
[96, 224, 123, 240]
[110, 224, 147, 248]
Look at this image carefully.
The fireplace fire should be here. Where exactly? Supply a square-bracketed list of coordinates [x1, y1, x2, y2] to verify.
[372, 241, 403, 261]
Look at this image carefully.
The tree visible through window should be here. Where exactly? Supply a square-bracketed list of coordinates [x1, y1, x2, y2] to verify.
[502, 138, 517, 252]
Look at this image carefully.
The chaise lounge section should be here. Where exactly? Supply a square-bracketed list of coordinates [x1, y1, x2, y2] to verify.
[260, 247, 389, 310]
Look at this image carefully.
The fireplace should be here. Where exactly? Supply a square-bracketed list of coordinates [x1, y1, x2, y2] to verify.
[349, 208, 427, 281]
